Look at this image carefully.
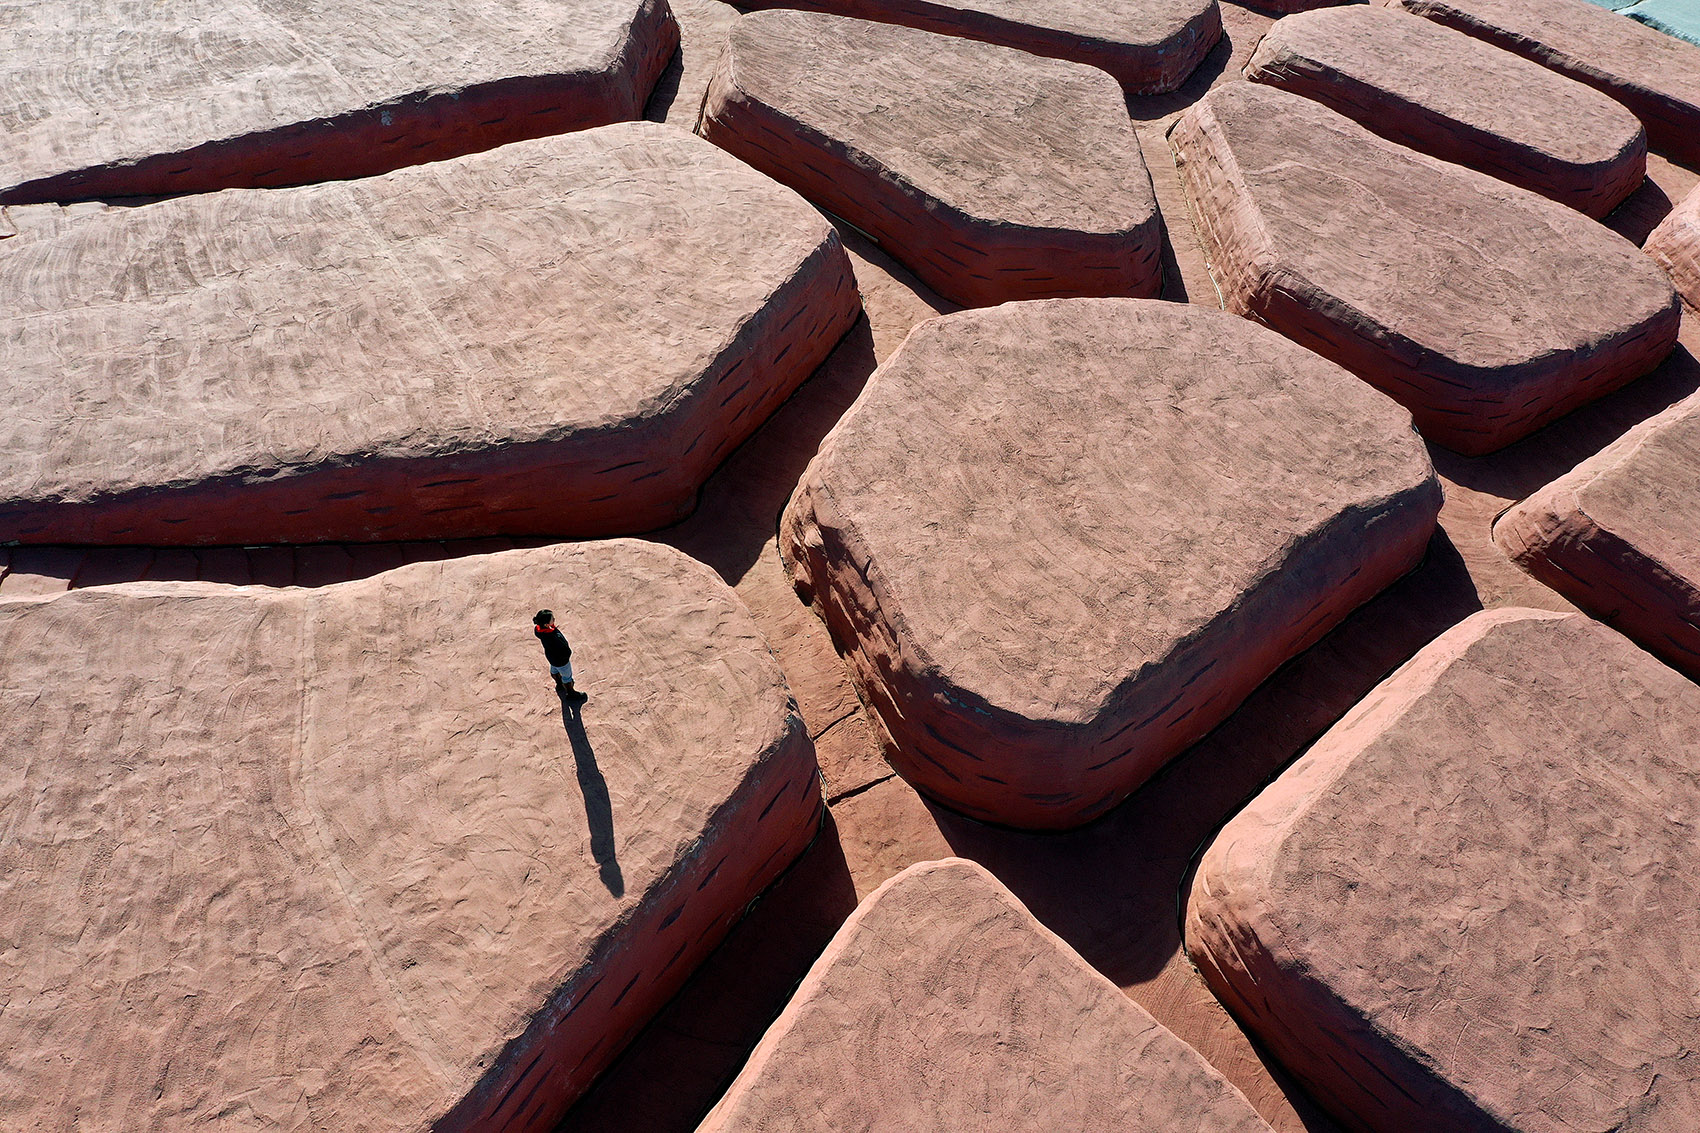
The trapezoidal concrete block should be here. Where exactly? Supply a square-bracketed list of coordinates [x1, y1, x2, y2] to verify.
[781, 298, 1441, 830]
[1625, 0, 1700, 49]
[699, 10, 1163, 308]
[0, 0, 678, 203]
[699, 859, 1276, 1133]
[1646, 183, 1700, 309]
[1169, 82, 1680, 455]
[731, 0, 1221, 95]
[0, 122, 861, 545]
[1386, 0, 1700, 165]
[1245, 6, 1647, 218]
[1187, 608, 1700, 1133]
[0, 540, 823, 1133]
[1494, 391, 1700, 677]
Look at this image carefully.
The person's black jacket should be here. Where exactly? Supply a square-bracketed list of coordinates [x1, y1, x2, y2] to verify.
[535, 626, 572, 666]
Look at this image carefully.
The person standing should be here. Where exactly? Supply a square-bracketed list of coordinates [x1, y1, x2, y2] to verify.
[534, 610, 586, 702]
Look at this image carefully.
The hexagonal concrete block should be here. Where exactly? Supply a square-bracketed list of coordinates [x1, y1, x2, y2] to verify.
[0, 0, 679, 203]
[0, 123, 861, 545]
[782, 298, 1440, 829]
[700, 10, 1162, 307]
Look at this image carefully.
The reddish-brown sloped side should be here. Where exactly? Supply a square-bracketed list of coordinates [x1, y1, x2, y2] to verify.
[442, 758, 824, 1133]
[700, 859, 1275, 1132]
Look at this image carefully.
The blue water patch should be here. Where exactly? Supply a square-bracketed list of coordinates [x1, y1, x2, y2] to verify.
[1623, 0, 1700, 45]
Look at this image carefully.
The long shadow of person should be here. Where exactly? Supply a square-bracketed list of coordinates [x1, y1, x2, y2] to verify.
[561, 697, 624, 898]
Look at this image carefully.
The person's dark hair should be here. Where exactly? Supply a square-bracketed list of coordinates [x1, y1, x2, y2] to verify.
[533, 609, 553, 627]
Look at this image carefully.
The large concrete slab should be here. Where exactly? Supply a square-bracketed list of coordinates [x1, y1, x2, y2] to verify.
[0, 0, 678, 203]
[1246, 6, 1647, 217]
[1188, 608, 1700, 1133]
[733, 0, 1221, 94]
[1495, 391, 1700, 676]
[781, 298, 1440, 829]
[1387, 0, 1700, 164]
[1169, 82, 1680, 455]
[0, 122, 860, 545]
[699, 859, 1275, 1133]
[0, 540, 822, 1133]
[699, 10, 1162, 307]
[1646, 183, 1700, 309]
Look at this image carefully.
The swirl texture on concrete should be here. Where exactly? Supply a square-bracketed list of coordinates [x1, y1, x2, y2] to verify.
[699, 10, 1163, 307]
[0, 540, 822, 1133]
[699, 859, 1276, 1133]
[1188, 609, 1700, 1133]
[1495, 391, 1700, 677]
[781, 298, 1441, 829]
[1245, 6, 1647, 218]
[1386, 0, 1700, 164]
[0, 0, 678, 203]
[0, 122, 860, 545]
[731, 0, 1221, 94]
[1169, 82, 1680, 455]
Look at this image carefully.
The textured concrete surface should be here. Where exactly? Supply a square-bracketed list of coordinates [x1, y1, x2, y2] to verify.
[1495, 391, 1700, 676]
[0, 122, 859, 545]
[1246, 6, 1647, 217]
[782, 298, 1440, 829]
[1188, 609, 1700, 1133]
[6, 1, 1699, 1130]
[1647, 183, 1700, 309]
[14, 269, 1699, 1133]
[733, 0, 1222, 94]
[0, 541, 823, 1132]
[1387, 0, 1700, 165]
[699, 10, 1163, 306]
[0, 0, 677, 203]
[699, 859, 1275, 1133]
[1170, 82, 1680, 455]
